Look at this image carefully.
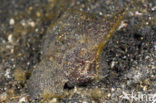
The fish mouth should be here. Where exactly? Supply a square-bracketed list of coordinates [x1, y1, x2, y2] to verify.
[64, 59, 97, 89]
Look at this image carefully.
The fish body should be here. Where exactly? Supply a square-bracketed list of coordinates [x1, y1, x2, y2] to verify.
[27, 0, 126, 99]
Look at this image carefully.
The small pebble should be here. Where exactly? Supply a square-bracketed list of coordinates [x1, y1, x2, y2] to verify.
[135, 11, 143, 16]
[0, 92, 7, 102]
[151, 6, 156, 11]
[4, 69, 11, 78]
[18, 96, 28, 103]
[8, 34, 13, 43]
[9, 18, 15, 25]
[28, 21, 35, 27]
[49, 98, 58, 103]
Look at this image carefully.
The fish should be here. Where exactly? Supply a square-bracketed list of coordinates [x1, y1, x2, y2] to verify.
[27, 0, 126, 99]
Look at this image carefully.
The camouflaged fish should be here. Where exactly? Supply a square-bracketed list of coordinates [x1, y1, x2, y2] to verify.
[27, 0, 126, 99]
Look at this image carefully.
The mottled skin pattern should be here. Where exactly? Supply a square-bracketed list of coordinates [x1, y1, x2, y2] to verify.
[45, 11, 112, 85]
[27, 1, 125, 99]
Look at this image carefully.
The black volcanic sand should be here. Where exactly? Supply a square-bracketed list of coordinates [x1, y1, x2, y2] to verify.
[0, 0, 156, 103]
